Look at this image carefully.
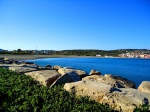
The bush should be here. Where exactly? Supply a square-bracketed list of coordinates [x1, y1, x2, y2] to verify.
[134, 103, 150, 112]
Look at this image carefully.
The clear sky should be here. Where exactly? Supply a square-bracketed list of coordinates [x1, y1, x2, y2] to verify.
[0, 0, 150, 50]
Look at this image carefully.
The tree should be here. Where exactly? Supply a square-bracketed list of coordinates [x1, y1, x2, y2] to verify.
[17, 49, 22, 52]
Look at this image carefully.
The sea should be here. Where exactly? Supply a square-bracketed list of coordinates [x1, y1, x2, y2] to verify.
[26, 57, 150, 88]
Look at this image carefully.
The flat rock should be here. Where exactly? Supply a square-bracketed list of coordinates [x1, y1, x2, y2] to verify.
[53, 65, 62, 70]
[26, 70, 60, 87]
[64, 80, 150, 112]
[0, 64, 24, 69]
[64, 80, 116, 101]
[82, 74, 136, 88]
[9, 66, 38, 73]
[58, 68, 87, 78]
[138, 81, 150, 94]
[101, 88, 150, 112]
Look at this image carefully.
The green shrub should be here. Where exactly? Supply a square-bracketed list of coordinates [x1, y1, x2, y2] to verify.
[134, 103, 150, 112]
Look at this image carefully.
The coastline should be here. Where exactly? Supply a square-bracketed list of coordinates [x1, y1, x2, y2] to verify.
[0, 54, 149, 61]
[0, 55, 150, 111]
[0, 54, 113, 61]
[0, 54, 82, 61]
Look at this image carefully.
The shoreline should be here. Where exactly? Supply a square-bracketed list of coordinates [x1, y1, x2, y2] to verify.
[0, 54, 81, 61]
[0, 54, 113, 61]
[0, 54, 149, 61]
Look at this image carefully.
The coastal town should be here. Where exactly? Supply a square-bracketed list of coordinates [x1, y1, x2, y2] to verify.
[0, 48, 150, 58]
[118, 50, 150, 58]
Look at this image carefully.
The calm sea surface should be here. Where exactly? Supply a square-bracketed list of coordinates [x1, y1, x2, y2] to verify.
[27, 57, 150, 87]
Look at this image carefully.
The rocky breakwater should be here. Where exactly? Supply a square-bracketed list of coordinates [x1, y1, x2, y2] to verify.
[64, 73, 150, 112]
[1, 57, 150, 111]
[0, 57, 87, 88]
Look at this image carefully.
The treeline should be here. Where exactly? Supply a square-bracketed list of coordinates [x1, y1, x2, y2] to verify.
[0, 52, 30, 55]
[1, 49, 149, 56]
[55, 50, 123, 57]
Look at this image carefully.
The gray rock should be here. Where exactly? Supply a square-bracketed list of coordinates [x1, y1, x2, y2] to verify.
[138, 81, 150, 94]
[45, 64, 52, 68]
[0, 64, 22, 68]
[0, 58, 4, 60]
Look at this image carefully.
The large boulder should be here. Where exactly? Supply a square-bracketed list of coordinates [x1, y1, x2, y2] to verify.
[50, 72, 81, 88]
[58, 68, 87, 78]
[104, 74, 136, 88]
[89, 69, 101, 75]
[3, 58, 13, 64]
[101, 88, 150, 112]
[12, 60, 20, 64]
[82, 74, 136, 88]
[138, 81, 150, 94]
[64, 80, 117, 100]
[26, 70, 60, 87]
[64, 81, 150, 112]
[4, 57, 10, 61]
[53, 65, 63, 70]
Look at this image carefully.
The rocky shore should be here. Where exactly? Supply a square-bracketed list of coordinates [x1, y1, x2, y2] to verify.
[0, 57, 150, 112]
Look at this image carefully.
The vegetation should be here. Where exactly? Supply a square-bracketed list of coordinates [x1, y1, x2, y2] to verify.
[1, 49, 149, 56]
[0, 68, 115, 112]
[55, 49, 123, 56]
[134, 103, 150, 112]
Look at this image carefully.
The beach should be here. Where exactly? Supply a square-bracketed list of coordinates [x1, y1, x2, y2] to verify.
[0, 54, 105, 61]
[0, 54, 81, 61]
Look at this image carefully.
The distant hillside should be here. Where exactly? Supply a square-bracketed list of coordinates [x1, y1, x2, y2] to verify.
[116, 49, 150, 52]
[54, 49, 150, 57]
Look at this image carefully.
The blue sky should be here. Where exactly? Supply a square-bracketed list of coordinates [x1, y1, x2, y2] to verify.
[0, 0, 150, 50]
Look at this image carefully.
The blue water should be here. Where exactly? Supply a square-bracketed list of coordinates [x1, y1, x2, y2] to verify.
[26, 57, 150, 88]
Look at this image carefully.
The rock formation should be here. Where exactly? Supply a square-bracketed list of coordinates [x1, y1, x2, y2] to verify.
[138, 81, 150, 94]
[26, 70, 60, 87]
[89, 69, 101, 75]
[58, 68, 87, 78]
[64, 78, 150, 112]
